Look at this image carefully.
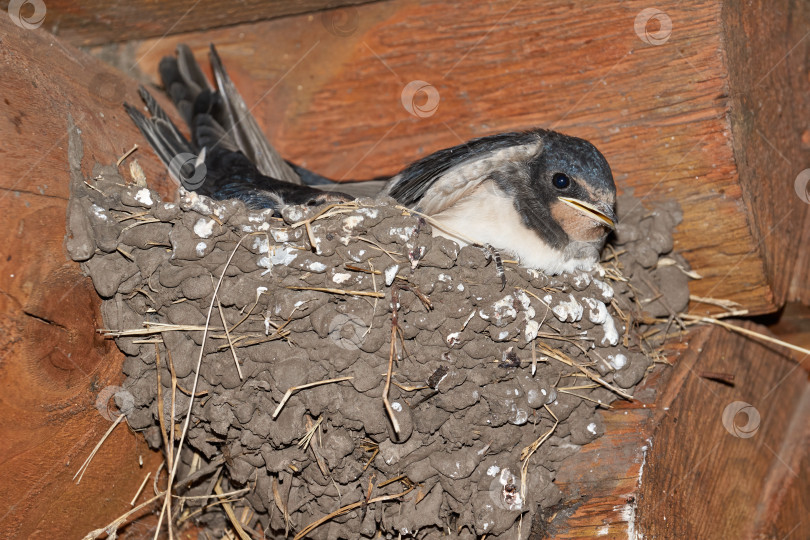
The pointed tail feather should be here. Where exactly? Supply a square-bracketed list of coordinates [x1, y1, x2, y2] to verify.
[124, 89, 202, 187]
[207, 44, 301, 184]
[156, 44, 301, 185]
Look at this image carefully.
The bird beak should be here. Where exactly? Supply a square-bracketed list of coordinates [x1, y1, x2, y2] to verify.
[557, 197, 616, 230]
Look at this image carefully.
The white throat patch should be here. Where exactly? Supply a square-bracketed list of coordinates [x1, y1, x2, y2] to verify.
[428, 183, 599, 275]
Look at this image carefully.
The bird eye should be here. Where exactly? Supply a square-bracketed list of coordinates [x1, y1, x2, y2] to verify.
[552, 173, 570, 189]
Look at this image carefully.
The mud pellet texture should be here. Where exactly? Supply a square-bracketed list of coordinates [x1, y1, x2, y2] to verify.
[69, 167, 690, 539]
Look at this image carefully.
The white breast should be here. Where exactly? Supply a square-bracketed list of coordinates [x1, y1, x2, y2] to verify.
[428, 183, 598, 275]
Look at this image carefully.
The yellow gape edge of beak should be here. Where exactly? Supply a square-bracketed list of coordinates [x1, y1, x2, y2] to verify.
[557, 197, 616, 229]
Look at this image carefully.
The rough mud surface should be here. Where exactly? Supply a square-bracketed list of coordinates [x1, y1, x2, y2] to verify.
[66, 152, 691, 538]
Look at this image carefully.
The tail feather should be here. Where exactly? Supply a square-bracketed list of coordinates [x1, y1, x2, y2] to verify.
[175, 44, 211, 98]
[155, 44, 301, 185]
[158, 50, 203, 135]
[207, 44, 300, 184]
[125, 44, 361, 213]
[159, 57, 194, 127]
[124, 96, 197, 186]
[189, 89, 240, 153]
[136, 85, 172, 124]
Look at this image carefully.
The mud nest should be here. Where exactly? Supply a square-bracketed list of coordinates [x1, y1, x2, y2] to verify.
[67, 153, 691, 539]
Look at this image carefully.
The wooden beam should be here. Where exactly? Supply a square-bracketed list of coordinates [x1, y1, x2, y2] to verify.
[0, 17, 170, 539]
[637, 321, 809, 538]
[721, 0, 810, 307]
[549, 321, 808, 538]
[0, 0, 379, 46]
[0, 2, 808, 537]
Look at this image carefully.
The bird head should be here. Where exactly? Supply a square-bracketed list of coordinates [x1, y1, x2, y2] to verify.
[511, 130, 616, 251]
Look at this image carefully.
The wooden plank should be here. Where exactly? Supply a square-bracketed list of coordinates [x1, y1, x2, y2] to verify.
[545, 321, 809, 538]
[0, 3, 807, 538]
[768, 303, 810, 368]
[0, 17, 169, 540]
[549, 407, 655, 538]
[637, 321, 809, 539]
[721, 0, 810, 308]
[108, 0, 809, 315]
[0, 0, 378, 47]
[542, 334, 703, 538]
[748, 387, 810, 538]
[790, 219, 810, 304]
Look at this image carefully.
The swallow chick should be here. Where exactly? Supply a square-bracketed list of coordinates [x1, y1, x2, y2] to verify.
[299, 126, 617, 273]
[380, 129, 617, 274]
[126, 44, 616, 275]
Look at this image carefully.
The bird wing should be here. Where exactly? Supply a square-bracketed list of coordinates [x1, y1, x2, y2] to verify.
[124, 87, 200, 185]
[382, 131, 543, 214]
[318, 179, 389, 199]
[126, 85, 353, 212]
[285, 162, 391, 198]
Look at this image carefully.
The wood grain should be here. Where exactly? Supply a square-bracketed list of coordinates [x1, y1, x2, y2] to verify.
[541, 321, 808, 539]
[721, 0, 810, 307]
[0, 1, 808, 538]
[0, 17, 170, 539]
[537, 332, 702, 539]
[108, 0, 810, 315]
[0, 0, 378, 47]
[768, 303, 810, 362]
[637, 321, 809, 539]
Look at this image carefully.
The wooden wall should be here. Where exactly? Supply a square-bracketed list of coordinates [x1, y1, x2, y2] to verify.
[0, 18, 171, 539]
